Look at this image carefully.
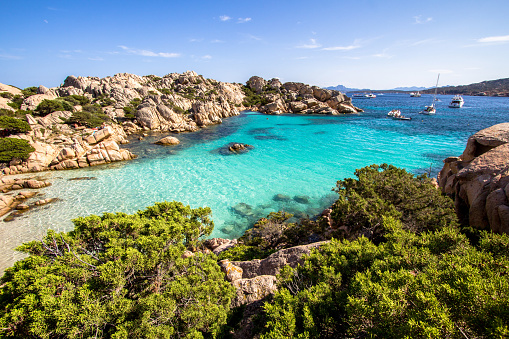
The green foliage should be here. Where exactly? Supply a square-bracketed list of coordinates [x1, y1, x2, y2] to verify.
[22, 86, 38, 97]
[67, 104, 110, 128]
[241, 86, 269, 107]
[61, 95, 90, 106]
[329, 163, 458, 240]
[0, 92, 13, 99]
[261, 217, 509, 338]
[0, 116, 31, 135]
[0, 201, 234, 338]
[217, 244, 275, 261]
[7, 94, 24, 110]
[35, 99, 74, 116]
[148, 90, 158, 96]
[0, 137, 35, 162]
[159, 88, 172, 95]
[122, 98, 142, 119]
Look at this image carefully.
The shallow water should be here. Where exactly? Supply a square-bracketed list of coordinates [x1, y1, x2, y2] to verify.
[1, 93, 509, 272]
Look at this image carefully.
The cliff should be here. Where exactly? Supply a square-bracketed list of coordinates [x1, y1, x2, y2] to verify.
[438, 123, 509, 234]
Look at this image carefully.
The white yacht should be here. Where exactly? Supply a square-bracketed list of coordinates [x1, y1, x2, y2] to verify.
[449, 95, 464, 108]
[410, 92, 421, 97]
[419, 74, 440, 115]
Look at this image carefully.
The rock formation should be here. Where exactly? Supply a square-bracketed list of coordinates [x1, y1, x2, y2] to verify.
[438, 123, 509, 234]
[244, 76, 362, 115]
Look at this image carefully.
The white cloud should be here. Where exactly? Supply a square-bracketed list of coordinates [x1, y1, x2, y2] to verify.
[322, 44, 359, 51]
[237, 17, 251, 23]
[189, 38, 203, 43]
[414, 15, 433, 24]
[372, 51, 393, 58]
[211, 39, 225, 43]
[202, 55, 212, 60]
[44, 20, 48, 24]
[88, 57, 104, 61]
[219, 15, 231, 21]
[118, 45, 180, 58]
[296, 39, 321, 49]
[477, 35, 509, 43]
[0, 53, 22, 60]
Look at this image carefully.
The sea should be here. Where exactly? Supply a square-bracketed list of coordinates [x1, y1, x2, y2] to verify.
[1, 93, 509, 272]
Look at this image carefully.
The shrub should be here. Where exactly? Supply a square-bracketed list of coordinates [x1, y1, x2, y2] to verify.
[159, 88, 172, 95]
[7, 94, 23, 110]
[0, 201, 235, 338]
[21, 86, 38, 97]
[261, 218, 509, 338]
[67, 104, 110, 128]
[0, 92, 13, 99]
[0, 116, 31, 135]
[61, 95, 90, 106]
[35, 99, 74, 116]
[0, 137, 35, 163]
[329, 164, 458, 240]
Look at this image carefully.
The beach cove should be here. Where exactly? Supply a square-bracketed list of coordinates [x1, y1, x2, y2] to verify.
[1, 94, 509, 271]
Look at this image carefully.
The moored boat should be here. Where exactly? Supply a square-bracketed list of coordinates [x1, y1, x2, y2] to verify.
[419, 74, 440, 115]
[410, 91, 422, 97]
[449, 95, 464, 108]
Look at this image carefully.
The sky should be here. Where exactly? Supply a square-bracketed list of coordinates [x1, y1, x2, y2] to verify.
[1, 0, 509, 90]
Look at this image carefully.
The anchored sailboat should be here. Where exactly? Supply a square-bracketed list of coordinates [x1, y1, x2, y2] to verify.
[419, 74, 440, 115]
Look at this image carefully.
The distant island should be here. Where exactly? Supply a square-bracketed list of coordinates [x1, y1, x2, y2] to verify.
[423, 77, 509, 97]
[327, 77, 509, 97]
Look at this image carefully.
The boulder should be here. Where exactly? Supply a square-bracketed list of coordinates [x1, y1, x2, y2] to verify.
[154, 136, 180, 145]
[231, 275, 277, 308]
[219, 259, 243, 282]
[233, 241, 328, 279]
[439, 123, 509, 234]
[247, 76, 267, 94]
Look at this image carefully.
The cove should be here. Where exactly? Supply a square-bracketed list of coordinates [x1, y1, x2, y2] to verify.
[2, 94, 509, 272]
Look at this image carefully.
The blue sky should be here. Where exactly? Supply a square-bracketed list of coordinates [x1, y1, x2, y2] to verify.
[1, 0, 509, 89]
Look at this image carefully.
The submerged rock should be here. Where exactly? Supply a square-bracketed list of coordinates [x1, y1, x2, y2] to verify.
[232, 202, 254, 217]
[213, 142, 254, 155]
[294, 195, 310, 204]
[273, 194, 291, 202]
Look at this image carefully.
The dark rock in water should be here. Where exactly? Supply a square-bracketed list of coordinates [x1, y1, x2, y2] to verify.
[232, 202, 254, 217]
[273, 194, 291, 202]
[228, 143, 253, 153]
[68, 177, 97, 181]
[213, 142, 254, 155]
[221, 224, 235, 235]
[254, 135, 287, 141]
[294, 195, 310, 204]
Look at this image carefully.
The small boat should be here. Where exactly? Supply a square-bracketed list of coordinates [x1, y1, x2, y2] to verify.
[410, 92, 421, 97]
[353, 93, 376, 99]
[419, 74, 440, 115]
[449, 95, 464, 108]
[388, 109, 411, 120]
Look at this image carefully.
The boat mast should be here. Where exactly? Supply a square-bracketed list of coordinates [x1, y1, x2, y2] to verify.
[433, 73, 440, 105]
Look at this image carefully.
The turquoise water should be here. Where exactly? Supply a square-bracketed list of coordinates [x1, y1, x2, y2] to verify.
[1, 94, 509, 271]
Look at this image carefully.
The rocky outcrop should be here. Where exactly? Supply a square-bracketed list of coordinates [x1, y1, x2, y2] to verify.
[154, 136, 180, 146]
[233, 241, 328, 279]
[438, 123, 509, 234]
[245, 76, 362, 115]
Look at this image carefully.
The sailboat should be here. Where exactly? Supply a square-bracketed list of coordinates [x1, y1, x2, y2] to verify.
[419, 74, 440, 115]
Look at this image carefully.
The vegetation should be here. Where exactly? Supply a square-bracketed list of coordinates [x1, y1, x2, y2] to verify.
[123, 98, 142, 119]
[93, 94, 115, 107]
[0, 116, 31, 136]
[0, 202, 235, 338]
[329, 163, 458, 241]
[241, 86, 269, 107]
[61, 95, 90, 106]
[0, 108, 33, 118]
[21, 86, 38, 97]
[0, 137, 35, 163]
[6, 95, 24, 110]
[261, 217, 509, 338]
[425, 77, 509, 96]
[66, 104, 110, 128]
[35, 99, 74, 116]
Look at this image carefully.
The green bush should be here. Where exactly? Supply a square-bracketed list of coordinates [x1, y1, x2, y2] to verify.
[6, 94, 23, 110]
[329, 164, 458, 240]
[61, 95, 90, 106]
[0, 116, 31, 135]
[0, 92, 13, 99]
[261, 218, 509, 338]
[67, 104, 110, 128]
[0, 201, 234, 338]
[0, 137, 35, 163]
[35, 99, 74, 116]
[241, 86, 269, 107]
[21, 86, 38, 97]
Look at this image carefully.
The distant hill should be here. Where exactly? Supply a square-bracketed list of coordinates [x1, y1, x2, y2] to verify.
[422, 78, 509, 97]
[392, 86, 428, 91]
[325, 85, 370, 92]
